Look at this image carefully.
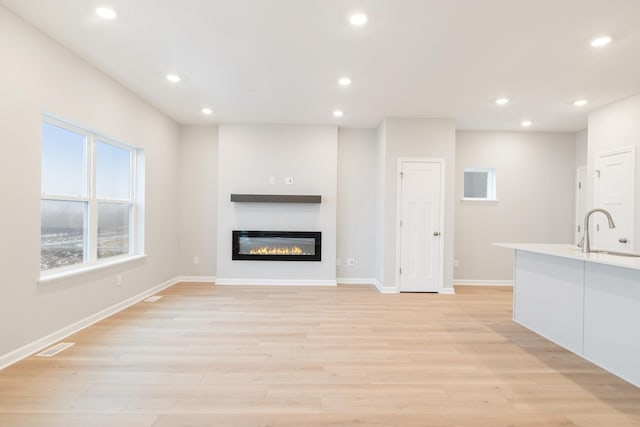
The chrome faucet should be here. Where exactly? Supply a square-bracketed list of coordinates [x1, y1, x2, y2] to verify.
[581, 208, 616, 253]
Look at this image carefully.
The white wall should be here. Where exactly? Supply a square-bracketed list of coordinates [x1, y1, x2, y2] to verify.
[455, 131, 576, 281]
[575, 129, 589, 242]
[178, 126, 218, 278]
[576, 129, 588, 168]
[378, 118, 456, 292]
[337, 128, 377, 280]
[588, 94, 640, 250]
[375, 122, 387, 285]
[0, 7, 180, 358]
[216, 125, 338, 284]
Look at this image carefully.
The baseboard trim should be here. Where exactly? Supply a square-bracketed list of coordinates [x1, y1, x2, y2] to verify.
[0, 276, 179, 371]
[371, 280, 455, 294]
[373, 280, 399, 294]
[455, 279, 513, 286]
[177, 276, 216, 284]
[336, 277, 377, 285]
[215, 279, 337, 286]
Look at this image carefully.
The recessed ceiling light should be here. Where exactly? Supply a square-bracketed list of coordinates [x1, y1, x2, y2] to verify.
[202, 108, 213, 115]
[495, 98, 510, 106]
[338, 77, 352, 86]
[349, 13, 368, 26]
[166, 74, 181, 83]
[574, 99, 588, 107]
[591, 35, 612, 47]
[521, 120, 533, 127]
[96, 7, 117, 20]
[333, 110, 344, 117]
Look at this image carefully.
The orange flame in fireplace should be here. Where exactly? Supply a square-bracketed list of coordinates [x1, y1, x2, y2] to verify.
[249, 246, 304, 255]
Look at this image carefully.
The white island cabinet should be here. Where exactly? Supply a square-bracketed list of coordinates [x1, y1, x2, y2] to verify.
[496, 243, 640, 387]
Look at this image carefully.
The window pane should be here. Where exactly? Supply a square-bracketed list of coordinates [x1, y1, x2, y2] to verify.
[41, 122, 86, 196]
[98, 203, 130, 260]
[464, 171, 489, 198]
[41, 200, 86, 271]
[96, 141, 131, 200]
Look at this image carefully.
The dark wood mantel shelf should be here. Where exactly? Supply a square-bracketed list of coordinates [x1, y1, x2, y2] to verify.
[230, 194, 322, 204]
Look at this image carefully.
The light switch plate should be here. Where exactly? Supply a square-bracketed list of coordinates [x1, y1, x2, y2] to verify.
[285, 177, 294, 185]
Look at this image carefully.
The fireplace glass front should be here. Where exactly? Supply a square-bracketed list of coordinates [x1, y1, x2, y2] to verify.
[232, 231, 321, 261]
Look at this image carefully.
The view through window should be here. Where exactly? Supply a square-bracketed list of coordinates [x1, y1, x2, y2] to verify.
[463, 168, 497, 200]
[41, 118, 139, 273]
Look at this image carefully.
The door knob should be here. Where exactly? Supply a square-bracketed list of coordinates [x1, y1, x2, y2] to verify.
[433, 232, 440, 236]
[619, 237, 629, 244]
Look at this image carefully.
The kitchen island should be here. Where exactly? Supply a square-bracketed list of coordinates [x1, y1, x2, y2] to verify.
[496, 243, 640, 387]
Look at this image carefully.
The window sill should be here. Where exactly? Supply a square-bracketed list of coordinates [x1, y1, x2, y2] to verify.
[38, 254, 147, 285]
[461, 198, 499, 203]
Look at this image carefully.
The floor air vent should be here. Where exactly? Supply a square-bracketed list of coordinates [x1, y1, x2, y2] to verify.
[144, 295, 163, 303]
[36, 342, 75, 357]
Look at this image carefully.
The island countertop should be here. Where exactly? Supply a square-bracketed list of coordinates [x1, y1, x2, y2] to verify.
[497, 242, 640, 388]
[494, 243, 640, 272]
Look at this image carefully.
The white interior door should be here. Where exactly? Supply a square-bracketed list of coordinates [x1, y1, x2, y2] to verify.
[575, 166, 587, 243]
[594, 147, 635, 251]
[399, 160, 442, 292]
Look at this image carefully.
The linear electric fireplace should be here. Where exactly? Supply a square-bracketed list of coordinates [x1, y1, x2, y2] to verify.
[232, 231, 321, 261]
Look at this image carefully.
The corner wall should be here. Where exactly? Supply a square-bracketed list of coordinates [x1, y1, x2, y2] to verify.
[576, 129, 588, 168]
[337, 129, 377, 281]
[454, 131, 576, 282]
[178, 126, 218, 279]
[216, 125, 338, 284]
[588, 93, 640, 251]
[378, 118, 456, 292]
[0, 7, 180, 358]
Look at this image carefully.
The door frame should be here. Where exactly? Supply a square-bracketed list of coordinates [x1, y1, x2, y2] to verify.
[575, 165, 587, 243]
[395, 157, 446, 293]
[593, 145, 636, 250]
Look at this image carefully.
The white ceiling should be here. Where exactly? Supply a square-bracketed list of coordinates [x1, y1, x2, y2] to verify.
[3, 0, 640, 131]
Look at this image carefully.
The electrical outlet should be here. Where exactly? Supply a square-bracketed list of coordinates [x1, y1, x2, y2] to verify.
[116, 274, 122, 286]
[454, 259, 459, 268]
[194, 256, 199, 265]
[347, 258, 355, 266]
[268, 176, 275, 184]
[336, 258, 341, 266]
[285, 177, 294, 185]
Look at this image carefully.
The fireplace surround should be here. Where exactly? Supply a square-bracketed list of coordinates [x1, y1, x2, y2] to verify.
[232, 230, 322, 261]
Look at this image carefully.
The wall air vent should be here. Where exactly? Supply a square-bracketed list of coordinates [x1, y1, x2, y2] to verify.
[36, 342, 75, 357]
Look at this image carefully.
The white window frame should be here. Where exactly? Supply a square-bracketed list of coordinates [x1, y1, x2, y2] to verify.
[40, 115, 143, 281]
[462, 168, 497, 201]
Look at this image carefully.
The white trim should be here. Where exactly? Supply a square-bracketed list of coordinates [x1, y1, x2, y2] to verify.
[395, 158, 446, 294]
[374, 279, 399, 294]
[439, 287, 456, 294]
[43, 112, 139, 151]
[215, 278, 337, 286]
[575, 165, 587, 243]
[41, 194, 90, 202]
[177, 276, 216, 283]
[336, 277, 377, 285]
[41, 114, 141, 279]
[38, 254, 147, 284]
[0, 276, 179, 371]
[460, 199, 499, 203]
[454, 279, 514, 286]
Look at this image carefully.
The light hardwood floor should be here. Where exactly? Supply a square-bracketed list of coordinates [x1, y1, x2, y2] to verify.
[0, 284, 639, 427]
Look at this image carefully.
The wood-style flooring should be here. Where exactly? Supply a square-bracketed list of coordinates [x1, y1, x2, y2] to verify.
[0, 283, 639, 427]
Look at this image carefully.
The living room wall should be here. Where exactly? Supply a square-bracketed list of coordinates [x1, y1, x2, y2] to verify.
[0, 7, 180, 362]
